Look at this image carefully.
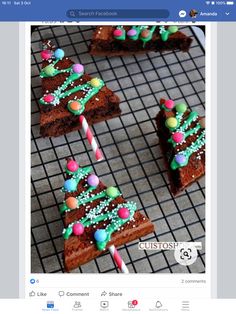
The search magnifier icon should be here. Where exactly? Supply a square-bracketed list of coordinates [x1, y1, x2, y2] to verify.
[68, 10, 76, 18]
[183, 251, 189, 258]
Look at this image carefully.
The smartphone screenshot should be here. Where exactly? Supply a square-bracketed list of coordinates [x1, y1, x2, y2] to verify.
[0, 1, 235, 312]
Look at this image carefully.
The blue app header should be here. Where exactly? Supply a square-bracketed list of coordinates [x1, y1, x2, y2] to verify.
[0, 0, 235, 21]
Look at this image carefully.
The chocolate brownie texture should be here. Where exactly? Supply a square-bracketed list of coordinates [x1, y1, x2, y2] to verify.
[156, 99, 205, 196]
[60, 161, 154, 272]
[38, 47, 121, 137]
[89, 26, 192, 56]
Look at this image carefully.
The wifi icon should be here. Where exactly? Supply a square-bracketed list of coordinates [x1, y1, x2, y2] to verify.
[206, 1, 210, 4]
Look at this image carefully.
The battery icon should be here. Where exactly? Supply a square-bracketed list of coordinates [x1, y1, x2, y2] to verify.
[226, 1, 234, 4]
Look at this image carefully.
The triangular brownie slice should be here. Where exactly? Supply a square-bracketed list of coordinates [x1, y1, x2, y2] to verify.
[90, 26, 192, 56]
[38, 44, 121, 137]
[60, 159, 154, 272]
[156, 99, 205, 195]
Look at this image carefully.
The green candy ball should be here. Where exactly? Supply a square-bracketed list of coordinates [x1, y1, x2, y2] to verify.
[106, 186, 119, 198]
[168, 26, 178, 34]
[175, 103, 187, 113]
[44, 65, 55, 77]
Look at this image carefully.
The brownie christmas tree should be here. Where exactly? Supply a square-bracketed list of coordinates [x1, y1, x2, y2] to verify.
[90, 25, 192, 56]
[156, 99, 205, 195]
[60, 159, 154, 272]
[38, 43, 121, 137]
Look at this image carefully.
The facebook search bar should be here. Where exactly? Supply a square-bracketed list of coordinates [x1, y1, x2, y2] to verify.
[66, 9, 170, 19]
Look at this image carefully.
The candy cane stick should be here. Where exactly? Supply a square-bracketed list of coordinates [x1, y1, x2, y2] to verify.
[79, 115, 103, 162]
[108, 245, 129, 274]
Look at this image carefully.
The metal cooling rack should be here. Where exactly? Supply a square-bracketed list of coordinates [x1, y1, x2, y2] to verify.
[31, 25, 205, 273]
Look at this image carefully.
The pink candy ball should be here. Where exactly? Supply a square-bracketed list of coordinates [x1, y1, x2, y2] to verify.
[43, 94, 54, 103]
[113, 29, 122, 37]
[118, 207, 130, 219]
[87, 174, 99, 187]
[72, 63, 84, 74]
[127, 29, 137, 37]
[165, 99, 175, 110]
[67, 160, 79, 172]
[172, 132, 184, 143]
[73, 223, 84, 236]
[41, 50, 52, 60]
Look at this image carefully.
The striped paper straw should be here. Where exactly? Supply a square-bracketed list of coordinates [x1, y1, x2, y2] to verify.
[79, 115, 103, 162]
[108, 245, 129, 273]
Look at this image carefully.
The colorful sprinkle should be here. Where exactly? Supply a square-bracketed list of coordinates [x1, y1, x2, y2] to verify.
[72, 63, 84, 74]
[87, 174, 99, 187]
[41, 50, 52, 60]
[43, 65, 55, 77]
[168, 26, 178, 34]
[172, 132, 184, 144]
[94, 229, 107, 242]
[67, 160, 79, 172]
[127, 29, 137, 37]
[54, 48, 65, 59]
[66, 197, 78, 210]
[165, 117, 178, 129]
[113, 29, 123, 37]
[106, 186, 119, 198]
[90, 78, 101, 88]
[43, 94, 54, 103]
[175, 154, 186, 165]
[118, 207, 130, 219]
[69, 101, 82, 112]
[175, 103, 187, 113]
[141, 29, 150, 38]
[73, 222, 84, 236]
[164, 99, 175, 110]
[64, 178, 77, 192]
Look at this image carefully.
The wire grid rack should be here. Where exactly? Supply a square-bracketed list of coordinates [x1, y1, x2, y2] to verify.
[31, 25, 205, 274]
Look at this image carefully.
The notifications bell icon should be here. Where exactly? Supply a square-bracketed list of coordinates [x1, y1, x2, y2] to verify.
[155, 300, 162, 308]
